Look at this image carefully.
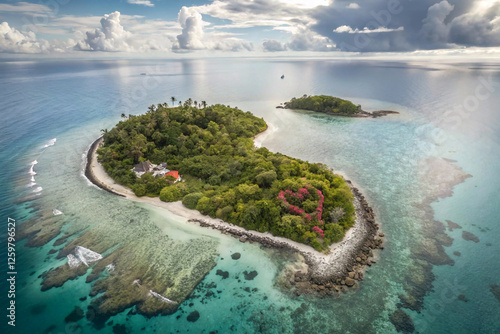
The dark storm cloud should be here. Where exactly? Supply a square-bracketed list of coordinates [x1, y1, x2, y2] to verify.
[448, 3, 500, 47]
[310, 0, 500, 52]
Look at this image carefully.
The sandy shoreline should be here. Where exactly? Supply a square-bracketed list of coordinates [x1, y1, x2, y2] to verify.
[86, 136, 383, 288]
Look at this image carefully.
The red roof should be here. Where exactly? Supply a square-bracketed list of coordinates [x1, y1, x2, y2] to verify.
[165, 170, 179, 179]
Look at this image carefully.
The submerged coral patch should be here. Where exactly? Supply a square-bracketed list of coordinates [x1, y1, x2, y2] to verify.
[243, 270, 258, 280]
[187, 310, 200, 322]
[462, 231, 479, 243]
[216, 270, 229, 279]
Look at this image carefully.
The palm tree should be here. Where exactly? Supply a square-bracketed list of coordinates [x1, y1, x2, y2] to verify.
[121, 113, 127, 119]
[171, 96, 176, 105]
[147, 104, 156, 113]
[185, 98, 193, 107]
[194, 100, 198, 108]
[201, 101, 207, 108]
[100, 129, 108, 135]
[178, 101, 182, 106]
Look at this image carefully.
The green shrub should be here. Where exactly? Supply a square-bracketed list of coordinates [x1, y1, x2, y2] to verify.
[182, 192, 204, 209]
[132, 184, 146, 197]
[160, 186, 182, 202]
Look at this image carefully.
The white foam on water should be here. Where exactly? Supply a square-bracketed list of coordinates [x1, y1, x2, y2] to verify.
[42, 138, 57, 148]
[27, 182, 36, 187]
[149, 290, 176, 304]
[33, 186, 42, 193]
[67, 254, 81, 268]
[81, 151, 94, 186]
[106, 263, 115, 272]
[74, 246, 102, 266]
[67, 246, 103, 268]
[53, 209, 63, 216]
[29, 160, 38, 176]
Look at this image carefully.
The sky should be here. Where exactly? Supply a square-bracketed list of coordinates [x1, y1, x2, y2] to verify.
[0, 0, 499, 57]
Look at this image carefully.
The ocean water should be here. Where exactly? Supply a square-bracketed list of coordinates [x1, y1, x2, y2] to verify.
[0, 58, 499, 334]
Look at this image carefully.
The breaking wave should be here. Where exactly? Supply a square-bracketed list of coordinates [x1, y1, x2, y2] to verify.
[42, 138, 57, 148]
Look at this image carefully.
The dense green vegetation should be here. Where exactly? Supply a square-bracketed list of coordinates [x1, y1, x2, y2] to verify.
[98, 101, 355, 251]
[285, 95, 360, 115]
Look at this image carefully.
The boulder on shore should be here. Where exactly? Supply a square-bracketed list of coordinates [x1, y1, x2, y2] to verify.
[345, 277, 355, 287]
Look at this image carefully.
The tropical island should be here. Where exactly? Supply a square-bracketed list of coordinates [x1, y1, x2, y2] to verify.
[278, 95, 399, 118]
[84, 100, 383, 304]
[97, 101, 356, 251]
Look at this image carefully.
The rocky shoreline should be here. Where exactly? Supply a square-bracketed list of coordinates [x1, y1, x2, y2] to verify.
[86, 136, 384, 295]
[187, 180, 383, 295]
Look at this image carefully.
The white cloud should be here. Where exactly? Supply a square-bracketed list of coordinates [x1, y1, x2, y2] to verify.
[276, 0, 330, 9]
[73, 11, 174, 52]
[263, 39, 287, 52]
[173, 6, 206, 50]
[334, 25, 404, 34]
[347, 3, 360, 10]
[213, 37, 254, 51]
[194, 0, 312, 31]
[173, 6, 254, 52]
[287, 28, 334, 51]
[127, 0, 154, 7]
[333, 25, 353, 33]
[75, 11, 135, 52]
[0, 2, 51, 14]
[189, 1, 335, 52]
[0, 21, 50, 53]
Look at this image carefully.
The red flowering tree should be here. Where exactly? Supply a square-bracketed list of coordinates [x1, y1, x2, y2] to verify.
[312, 226, 325, 238]
[277, 185, 325, 225]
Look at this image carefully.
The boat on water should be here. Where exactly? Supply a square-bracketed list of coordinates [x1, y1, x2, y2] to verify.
[281, 75, 285, 79]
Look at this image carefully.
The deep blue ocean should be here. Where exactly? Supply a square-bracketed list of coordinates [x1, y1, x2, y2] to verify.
[0, 58, 499, 334]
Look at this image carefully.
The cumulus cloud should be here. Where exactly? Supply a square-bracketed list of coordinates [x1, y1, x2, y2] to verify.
[346, 3, 360, 10]
[127, 0, 154, 7]
[287, 28, 333, 51]
[75, 11, 134, 51]
[188, 0, 335, 52]
[418, 0, 500, 49]
[449, 2, 500, 47]
[0, 22, 50, 53]
[419, 1, 455, 47]
[173, 6, 254, 52]
[74, 11, 174, 52]
[173, 6, 206, 50]
[263, 39, 287, 52]
[262, 30, 333, 52]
